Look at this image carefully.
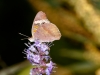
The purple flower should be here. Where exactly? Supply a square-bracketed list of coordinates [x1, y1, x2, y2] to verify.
[46, 61, 56, 73]
[24, 40, 56, 75]
[30, 68, 43, 75]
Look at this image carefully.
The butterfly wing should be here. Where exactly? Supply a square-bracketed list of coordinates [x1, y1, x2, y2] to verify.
[32, 24, 53, 42]
[42, 23, 61, 41]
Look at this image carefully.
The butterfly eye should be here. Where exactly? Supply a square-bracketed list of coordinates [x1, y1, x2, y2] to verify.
[42, 22, 45, 24]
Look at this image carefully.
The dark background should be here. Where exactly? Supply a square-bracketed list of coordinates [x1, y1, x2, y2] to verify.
[0, 0, 36, 68]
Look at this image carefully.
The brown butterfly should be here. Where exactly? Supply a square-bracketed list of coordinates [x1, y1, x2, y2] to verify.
[28, 11, 61, 42]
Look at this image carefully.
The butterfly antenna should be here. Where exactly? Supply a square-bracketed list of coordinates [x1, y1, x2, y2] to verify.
[21, 38, 28, 40]
[19, 33, 29, 38]
[19, 33, 30, 40]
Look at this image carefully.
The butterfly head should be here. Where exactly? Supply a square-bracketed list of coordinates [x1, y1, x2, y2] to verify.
[28, 37, 35, 42]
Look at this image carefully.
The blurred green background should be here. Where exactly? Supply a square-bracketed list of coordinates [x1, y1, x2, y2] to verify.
[1, 0, 100, 75]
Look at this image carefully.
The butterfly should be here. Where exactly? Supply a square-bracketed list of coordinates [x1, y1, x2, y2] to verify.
[20, 11, 61, 42]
